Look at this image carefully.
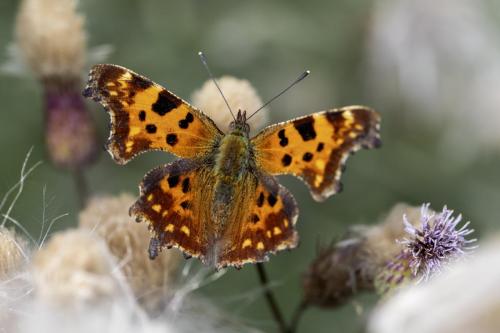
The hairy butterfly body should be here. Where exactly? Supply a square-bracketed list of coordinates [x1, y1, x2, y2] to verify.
[83, 64, 381, 269]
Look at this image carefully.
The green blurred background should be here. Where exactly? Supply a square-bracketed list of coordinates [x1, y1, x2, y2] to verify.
[1, 0, 500, 332]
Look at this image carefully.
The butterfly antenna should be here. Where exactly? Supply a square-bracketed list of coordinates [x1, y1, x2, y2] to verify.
[247, 70, 310, 121]
[198, 51, 236, 121]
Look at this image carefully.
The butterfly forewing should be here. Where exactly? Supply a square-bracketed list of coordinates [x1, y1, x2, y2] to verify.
[251, 106, 381, 201]
[83, 64, 223, 164]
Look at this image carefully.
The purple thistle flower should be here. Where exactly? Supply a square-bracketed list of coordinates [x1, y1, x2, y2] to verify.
[400, 203, 477, 281]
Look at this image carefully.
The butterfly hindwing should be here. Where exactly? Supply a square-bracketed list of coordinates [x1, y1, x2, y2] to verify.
[252, 106, 381, 201]
[130, 159, 213, 261]
[83, 64, 223, 164]
[217, 173, 299, 269]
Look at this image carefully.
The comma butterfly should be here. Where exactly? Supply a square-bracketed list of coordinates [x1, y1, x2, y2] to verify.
[83, 60, 381, 269]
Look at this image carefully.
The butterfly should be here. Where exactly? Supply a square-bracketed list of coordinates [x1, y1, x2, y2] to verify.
[83, 63, 381, 269]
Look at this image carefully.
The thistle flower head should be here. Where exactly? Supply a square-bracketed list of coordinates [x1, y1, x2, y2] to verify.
[401, 203, 476, 280]
[378, 204, 476, 293]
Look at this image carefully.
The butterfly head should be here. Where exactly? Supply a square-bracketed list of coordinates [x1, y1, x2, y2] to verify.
[229, 109, 250, 136]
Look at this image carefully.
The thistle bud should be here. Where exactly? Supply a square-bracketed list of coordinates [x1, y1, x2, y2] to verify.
[43, 81, 98, 169]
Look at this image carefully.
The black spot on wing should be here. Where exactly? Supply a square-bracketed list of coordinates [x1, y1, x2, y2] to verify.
[251, 214, 260, 223]
[278, 129, 289, 147]
[130, 75, 153, 90]
[302, 152, 313, 162]
[139, 110, 146, 121]
[167, 175, 179, 188]
[182, 178, 190, 193]
[152, 91, 181, 116]
[267, 194, 277, 207]
[178, 112, 195, 129]
[145, 124, 157, 133]
[166, 134, 178, 146]
[294, 117, 316, 141]
[316, 142, 324, 152]
[282, 154, 292, 166]
[257, 192, 265, 207]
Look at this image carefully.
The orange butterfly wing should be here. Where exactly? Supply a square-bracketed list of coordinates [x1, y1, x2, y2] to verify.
[130, 160, 299, 269]
[216, 173, 299, 269]
[130, 159, 213, 261]
[252, 106, 381, 201]
[83, 64, 222, 164]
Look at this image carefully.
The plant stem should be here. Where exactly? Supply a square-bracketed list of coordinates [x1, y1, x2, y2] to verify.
[73, 169, 89, 208]
[288, 299, 309, 333]
[255, 263, 288, 333]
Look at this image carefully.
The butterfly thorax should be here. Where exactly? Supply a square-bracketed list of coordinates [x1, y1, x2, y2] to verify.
[214, 132, 251, 179]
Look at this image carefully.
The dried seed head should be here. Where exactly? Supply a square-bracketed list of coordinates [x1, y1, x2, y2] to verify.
[79, 193, 181, 312]
[15, 0, 86, 80]
[33, 229, 119, 305]
[303, 238, 374, 308]
[364, 203, 424, 263]
[302, 203, 423, 308]
[191, 76, 269, 134]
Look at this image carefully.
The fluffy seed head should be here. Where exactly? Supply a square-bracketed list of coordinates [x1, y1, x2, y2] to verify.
[15, 0, 86, 80]
[0, 227, 28, 279]
[32, 229, 119, 305]
[191, 76, 269, 134]
[79, 193, 181, 312]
